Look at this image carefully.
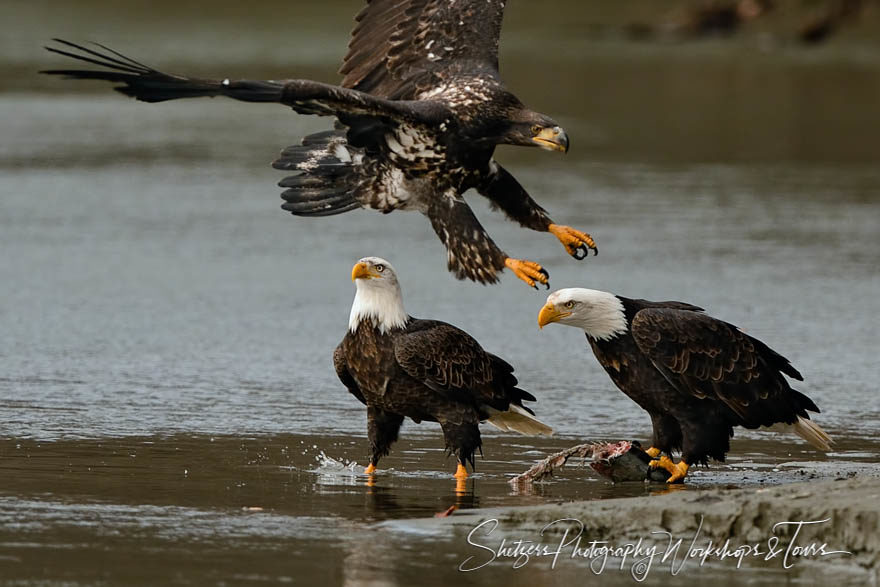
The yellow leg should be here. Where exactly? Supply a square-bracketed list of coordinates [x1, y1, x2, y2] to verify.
[454, 463, 469, 480]
[455, 477, 468, 495]
[548, 224, 598, 259]
[649, 455, 677, 474]
[364, 463, 376, 474]
[645, 446, 661, 458]
[666, 461, 690, 484]
[504, 258, 549, 289]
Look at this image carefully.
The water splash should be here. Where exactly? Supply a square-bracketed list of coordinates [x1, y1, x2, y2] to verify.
[313, 450, 359, 473]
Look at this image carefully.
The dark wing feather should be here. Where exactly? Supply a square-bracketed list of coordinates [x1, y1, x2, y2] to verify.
[393, 319, 522, 411]
[393, 320, 494, 391]
[340, 0, 506, 97]
[334, 343, 366, 405]
[631, 308, 802, 421]
[42, 40, 447, 126]
[628, 299, 705, 313]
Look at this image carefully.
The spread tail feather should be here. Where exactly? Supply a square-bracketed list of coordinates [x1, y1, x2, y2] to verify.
[486, 405, 553, 436]
[275, 130, 361, 217]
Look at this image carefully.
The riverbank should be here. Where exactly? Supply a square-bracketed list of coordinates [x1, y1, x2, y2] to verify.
[394, 474, 880, 583]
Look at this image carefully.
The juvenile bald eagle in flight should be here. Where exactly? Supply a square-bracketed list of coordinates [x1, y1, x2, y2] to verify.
[336, 257, 552, 480]
[538, 288, 832, 483]
[42, 0, 598, 288]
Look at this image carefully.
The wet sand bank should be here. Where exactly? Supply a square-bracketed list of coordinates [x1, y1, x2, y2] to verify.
[400, 473, 880, 582]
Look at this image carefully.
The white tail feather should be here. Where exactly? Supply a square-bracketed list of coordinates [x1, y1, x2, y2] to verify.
[793, 416, 833, 451]
[486, 406, 553, 436]
[766, 416, 833, 451]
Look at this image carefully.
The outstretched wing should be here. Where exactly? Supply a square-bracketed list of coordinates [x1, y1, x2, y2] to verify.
[340, 0, 507, 98]
[393, 319, 531, 411]
[631, 308, 808, 423]
[42, 40, 447, 126]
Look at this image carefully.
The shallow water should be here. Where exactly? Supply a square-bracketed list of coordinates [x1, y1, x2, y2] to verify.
[2, 0, 880, 584]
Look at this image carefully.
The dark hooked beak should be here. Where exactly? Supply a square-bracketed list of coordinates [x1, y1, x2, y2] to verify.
[532, 126, 569, 153]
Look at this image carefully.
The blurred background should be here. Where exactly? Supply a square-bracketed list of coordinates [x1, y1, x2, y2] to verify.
[1, 1, 879, 584]
[7, 0, 880, 163]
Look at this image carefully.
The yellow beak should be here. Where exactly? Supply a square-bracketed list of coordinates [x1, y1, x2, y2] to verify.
[538, 303, 570, 329]
[351, 262, 374, 281]
[531, 126, 569, 153]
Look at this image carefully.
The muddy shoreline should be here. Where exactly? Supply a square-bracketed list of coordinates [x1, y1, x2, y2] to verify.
[399, 474, 880, 581]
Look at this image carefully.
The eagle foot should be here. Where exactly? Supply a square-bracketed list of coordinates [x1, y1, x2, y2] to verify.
[548, 224, 598, 260]
[454, 463, 469, 480]
[504, 257, 549, 289]
[666, 461, 690, 484]
[649, 455, 677, 474]
[364, 463, 377, 474]
[645, 446, 661, 458]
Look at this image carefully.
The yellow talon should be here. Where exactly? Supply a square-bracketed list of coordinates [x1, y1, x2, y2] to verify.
[454, 463, 469, 480]
[649, 455, 677, 474]
[364, 463, 376, 474]
[645, 446, 661, 458]
[548, 224, 597, 259]
[666, 461, 690, 484]
[504, 257, 549, 289]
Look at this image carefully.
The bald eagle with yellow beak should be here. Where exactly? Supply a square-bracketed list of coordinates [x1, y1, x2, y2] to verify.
[335, 257, 552, 479]
[538, 288, 831, 483]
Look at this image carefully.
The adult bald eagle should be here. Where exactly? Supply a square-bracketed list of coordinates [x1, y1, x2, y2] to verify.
[538, 288, 832, 483]
[42, 0, 598, 288]
[335, 257, 552, 479]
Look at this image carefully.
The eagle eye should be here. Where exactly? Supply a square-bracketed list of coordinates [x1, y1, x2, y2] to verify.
[564, 300, 576, 309]
[374, 264, 385, 273]
[530, 124, 542, 135]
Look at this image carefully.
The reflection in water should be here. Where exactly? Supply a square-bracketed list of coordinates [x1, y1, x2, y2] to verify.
[342, 532, 394, 587]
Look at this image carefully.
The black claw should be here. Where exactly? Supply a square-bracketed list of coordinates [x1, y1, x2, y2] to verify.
[538, 269, 551, 290]
[532, 283, 539, 291]
[593, 246, 599, 256]
[572, 245, 588, 260]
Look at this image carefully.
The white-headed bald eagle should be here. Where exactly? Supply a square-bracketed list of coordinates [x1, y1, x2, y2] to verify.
[538, 288, 832, 483]
[42, 0, 598, 288]
[335, 257, 552, 480]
